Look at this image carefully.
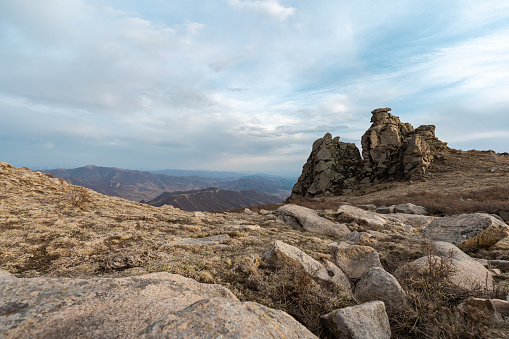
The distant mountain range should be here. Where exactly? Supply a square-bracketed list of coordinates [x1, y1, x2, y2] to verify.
[144, 187, 281, 212]
[42, 165, 294, 206]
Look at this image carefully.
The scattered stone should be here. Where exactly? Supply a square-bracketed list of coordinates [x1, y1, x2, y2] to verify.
[487, 260, 509, 272]
[385, 213, 438, 229]
[345, 231, 372, 243]
[458, 297, 509, 323]
[376, 206, 394, 214]
[263, 241, 351, 292]
[275, 204, 350, 237]
[354, 267, 409, 314]
[321, 301, 391, 339]
[336, 205, 388, 228]
[393, 203, 427, 215]
[323, 260, 352, 293]
[459, 222, 509, 251]
[328, 242, 383, 281]
[491, 236, 509, 250]
[357, 204, 376, 211]
[139, 297, 317, 339]
[424, 213, 508, 245]
[221, 224, 261, 231]
[243, 208, 257, 215]
[161, 234, 230, 248]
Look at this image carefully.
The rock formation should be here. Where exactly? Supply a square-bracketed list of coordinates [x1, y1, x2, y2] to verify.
[290, 107, 448, 199]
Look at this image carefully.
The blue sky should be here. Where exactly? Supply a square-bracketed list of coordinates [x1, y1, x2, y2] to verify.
[1, 0, 508, 176]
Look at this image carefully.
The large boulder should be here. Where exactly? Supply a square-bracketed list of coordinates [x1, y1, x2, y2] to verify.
[328, 242, 383, 281]
[139, 297, 317, 339]
[354, 267, 409, 314]
[263, 241, 351, 292]
[321, 301, 391, 339]
[275, 204, 351, 237]
[0, 272, 316, 338]
[424, 213, 508, 245]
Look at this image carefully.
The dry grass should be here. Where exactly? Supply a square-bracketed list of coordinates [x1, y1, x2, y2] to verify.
[392, 240, 507, 338]
[368, 186, 509, 216]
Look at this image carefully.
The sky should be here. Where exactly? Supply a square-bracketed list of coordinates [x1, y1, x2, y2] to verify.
[1, 0, 509, 177]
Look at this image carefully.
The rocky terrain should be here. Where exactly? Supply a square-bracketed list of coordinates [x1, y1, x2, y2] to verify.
[44, 165, 293, 202]
[2, 108, 509, 338]
[145, 187, 282, 212]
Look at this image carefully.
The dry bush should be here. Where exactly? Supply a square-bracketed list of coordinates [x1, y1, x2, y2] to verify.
[221, 259, 353, 337]
[392, 240, 507, 338]
[63, 187, 92, 208]
[369, 186, 509, 216]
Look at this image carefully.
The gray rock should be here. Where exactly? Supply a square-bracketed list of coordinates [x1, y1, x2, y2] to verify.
[396, 242, 495, 291]
[457, 297, 509, 323]
[221, 224, 261, 231]
[354, 267, 409, 314]
[424, 213, 508, 245]
[357, 204, 376, 211]
[0, 272, 237, 338]
[385, 213, 438, 229]
[345, 231, 372, 243]
[160, 234, 230, 248]
[263, 240, 330, 282]
[393, 203, 427, 215]
[328, 242, 383, 281]
[321, 301, 391, 339]
[263, 241, 351, 292]
[139, 297, 317, 339]
[376, 206, 394, 214]
[336, 205, 389, 228]
[276, 204, 350, 237]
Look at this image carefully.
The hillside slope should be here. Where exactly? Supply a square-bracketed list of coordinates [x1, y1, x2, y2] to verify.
[145, 187, 282, 211]
[44, 165, 292, 202]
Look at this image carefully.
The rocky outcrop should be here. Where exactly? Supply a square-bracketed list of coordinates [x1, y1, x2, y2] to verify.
[290, 107, 447, 199]
[321, 301, 391, 339]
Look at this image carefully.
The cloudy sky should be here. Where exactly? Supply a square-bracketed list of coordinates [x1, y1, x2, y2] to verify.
[1, 0, 509, 176]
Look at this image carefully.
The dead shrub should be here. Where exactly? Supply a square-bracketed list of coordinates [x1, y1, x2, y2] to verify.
[222, 260, 353, 337]
[392, 240, 507, 338]
[63, 187, 92, 208]
[369, 186, 509, 216]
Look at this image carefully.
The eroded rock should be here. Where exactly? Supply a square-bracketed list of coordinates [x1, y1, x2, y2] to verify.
[139, 297, 317, 339]
[424, 213, 508, 245]
[275, 204, 350, 237]
[328, 242, 383, 281]
[354, 267, 409, 314]
[321, 301, 391, 339]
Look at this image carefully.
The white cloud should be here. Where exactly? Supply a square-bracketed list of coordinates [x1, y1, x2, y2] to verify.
[228, 0, 296, 20]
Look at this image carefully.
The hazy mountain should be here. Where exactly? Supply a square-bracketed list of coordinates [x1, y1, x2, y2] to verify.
[43, 165, 292, 202]
[145, 187, 282, 211]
